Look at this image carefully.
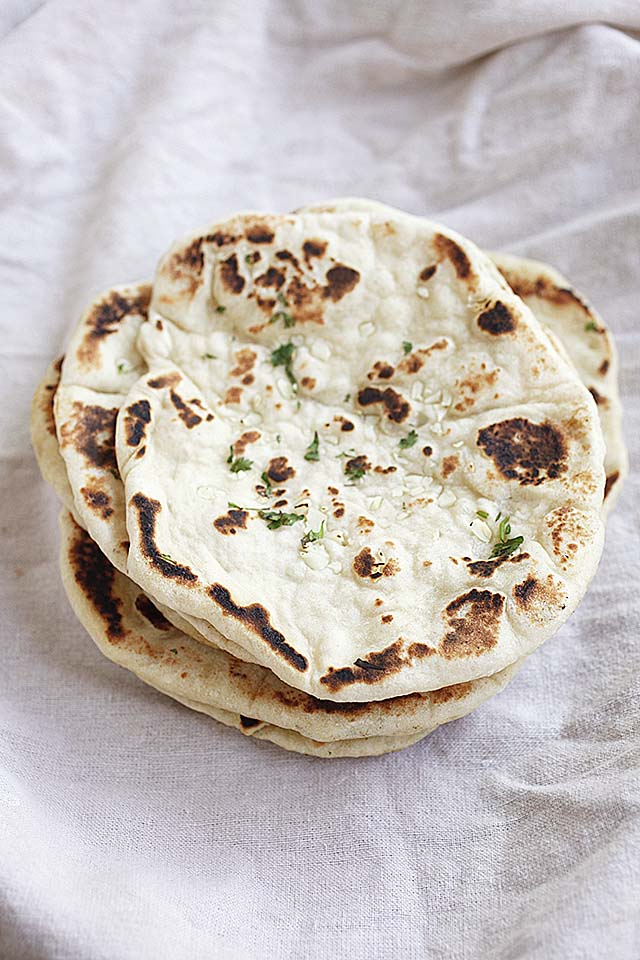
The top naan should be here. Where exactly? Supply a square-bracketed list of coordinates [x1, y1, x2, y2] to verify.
[113, 205, 605, 701]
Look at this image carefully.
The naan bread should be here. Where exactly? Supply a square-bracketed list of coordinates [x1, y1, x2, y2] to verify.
[490, 252, 627, 512]
[116, 204, 605, 700]
[58, 511, 520, 749]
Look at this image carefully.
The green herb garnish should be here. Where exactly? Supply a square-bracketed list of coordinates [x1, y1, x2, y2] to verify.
[268, 292, 294, 328]
[489, 515, 524, 559]
[344, 392, 351, 403]
[116, 361, 127, 374]
[585, 320, 597, 332]
[215, 305, 226, 314]
[402, 341, 413, 355]
[301, 520, 325, 548]
[399, 429, 418, 449]
[304, 431, 320, 462]
[169, 648, 178, 655]
[227, 445, 253, 473]
[270, 341, 298, 393]
[345, 463, 366, 481]
[258, 509, 305, 530]
[476, 509, 488, 520]
[159, 553, 178, 564]
[260, 471, 273, 496]
[202, 352, 217, 359]
[244, 254, 254, 265]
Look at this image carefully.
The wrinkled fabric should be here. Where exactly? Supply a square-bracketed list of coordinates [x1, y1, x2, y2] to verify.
[1, 2, 639, 958]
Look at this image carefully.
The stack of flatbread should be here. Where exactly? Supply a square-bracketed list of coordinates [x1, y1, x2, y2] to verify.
[31, 199, 627, 757]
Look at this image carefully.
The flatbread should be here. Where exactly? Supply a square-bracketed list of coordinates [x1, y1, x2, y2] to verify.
[58, 510, 520, 745]
[117, 204, 605, 700]
[490, 252, 627, 512]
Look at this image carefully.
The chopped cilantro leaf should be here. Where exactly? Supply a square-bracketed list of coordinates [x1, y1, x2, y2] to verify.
[490, 536, 524, 559]
[399, 429, 418, 449]
[304, 431, 320, 462]
[344, 392, 351, 403]
[402, 341, 413, 355]
[169, 648, 178, 655]
[585, 320, 597, 332]
[475, 509, 489, 520]
[215, 305, 226, 314]
[260, 471, 273, 496]
[258, 509, 305, 530]
[227, 445, 253, 473]
[270, 341, 298, 393]
[489, 514, 523, 559]
[301, 520, 325, 548]
[116, 361, 127, 374]
[345, 464, 365, 481]
[202, 352, 217, 359]
[159, 553, 178, 564]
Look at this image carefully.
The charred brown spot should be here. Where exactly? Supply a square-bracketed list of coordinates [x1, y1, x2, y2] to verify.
[130, 493, 198, 583]
[357, 516, 375, 532]
[407, 642, 436, 659]
[374, 465, 397, 474]
[265, 456, 295, 484]
[599, 359, 610, 376]
[245, 251, 261, 265]
[205, 231, 238, 247]
[134, 594, 172, 631]
[422, 446, 433, 457]
[419, 264, 437, 282]
[246, 224, 275, 244]
[477, 418, 567, 485]
[80, 485, 113, 520]
[324, 264, 360, 301]
[398, 353, 424, 375]
[441, 455, 459, 478]
[208, 584, 307, 671]
[214, 509, 249, 535]
[381, 614, 393, 623]
[170, 391, 202, 428]
[440, 589, 504, 658]
[233, 431, 260, 456]
[429, 680, 473, 704]
[255, 267, 285, 289]
[220, 253, 245, 294]
[368, 361, 395, 381]
[337, 416, 354, 431]
[68, 520, 124, 642]
[466, 553, 529, 578]
[356, 386, 410, 423]
[124, 399, 151, 447]
[588, 386, 608, 407]
[434, 234, 472, 281]
[230, 349, 257, 379]
[60, 403, 118, 471]
[345, 455, 371, 477]
[320, 641, 405, 692]
[604, 471, 619, 500]
[148, 372, 181, 389]
[239, 715, 262, 729]
[352, 547, 399, 580]
[76, 287, 150, 367]
[477, 301, 516, 335]
[499, 269, 591, 314]
[454, 368, 498, 413]
[333, 506, 345, 518]
[513, 576, 537, 607]
[224, 386, 243, 404]
[512, 573, 566, 618]
[301, 376, 316, 390]
[275, 250, 300, 268]
[302, 239, 327, 266]
[327, 486, 339, 496]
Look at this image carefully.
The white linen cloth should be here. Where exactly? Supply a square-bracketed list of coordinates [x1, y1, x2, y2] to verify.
[1, 2, 639, 957]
